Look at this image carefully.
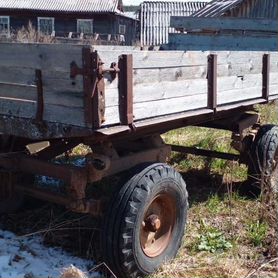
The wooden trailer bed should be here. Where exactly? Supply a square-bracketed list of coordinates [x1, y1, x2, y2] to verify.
[0, 43, 277, 140]
[1, 17, 278, 278]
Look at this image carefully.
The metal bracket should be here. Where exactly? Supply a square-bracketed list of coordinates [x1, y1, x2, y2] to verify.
[70, 47, 106, 128]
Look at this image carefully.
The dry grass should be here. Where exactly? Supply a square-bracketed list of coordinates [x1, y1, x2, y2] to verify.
[1, 103, 276, 278]
[60, 266, 88, 278]
[150, 102, 278, 278]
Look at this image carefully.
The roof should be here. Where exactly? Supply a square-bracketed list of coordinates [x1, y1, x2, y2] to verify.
[141, 1, 211, 17]
[123, 11, 138, 20]
[192, 0, 277, 18]
[0, 0, 123, 13]
[192, 0, 248, 17]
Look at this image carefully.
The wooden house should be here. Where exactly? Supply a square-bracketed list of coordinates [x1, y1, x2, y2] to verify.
[0, 0, 138, 45]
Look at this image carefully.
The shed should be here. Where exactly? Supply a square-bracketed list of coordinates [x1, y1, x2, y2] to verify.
[140, 0, 211, 46]
[0, 0, 138, 45]
[192, 0, 277, 19]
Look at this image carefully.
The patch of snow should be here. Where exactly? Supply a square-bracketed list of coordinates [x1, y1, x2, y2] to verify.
[71, 158, 86, 168]
[0, 230, 97, 278]
[35, 158, 87, 190]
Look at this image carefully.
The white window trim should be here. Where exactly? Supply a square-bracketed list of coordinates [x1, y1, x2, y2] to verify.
[0, 16, 10, 35]
[77, 19, 93, 34]
[37, 17, 54, 34]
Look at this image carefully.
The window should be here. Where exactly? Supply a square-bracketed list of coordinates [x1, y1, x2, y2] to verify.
[38, 17, 54, 35]
[77, 19, 93, 34]
[0, 16, 10, 35]
[119, 24, 126, 35]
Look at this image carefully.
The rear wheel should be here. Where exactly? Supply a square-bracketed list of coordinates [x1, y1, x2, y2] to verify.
[102, 163, 188, 278]
[248, 125, 278, 193]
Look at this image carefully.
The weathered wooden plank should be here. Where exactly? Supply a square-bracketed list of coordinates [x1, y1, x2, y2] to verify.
[0, 84, 37, 101]
[218, 87, 262, 105]
[218, 74, 263, 92]
[0, 82, 84, 108]
[0, 97, 85, 127]
[105, 79, 208, 108]
[269, 85, 278, 96]
[0, 43, 275, 71]
[105, 94, 208, 126]
[0, 66, 84, 90]
[269, 72, 278, 96]
[106, 73, 265, 107]
[168, 34, 277, 51]
[170, 17, 278, 33]
[0, 43, 83, 71]
[133, 94, 207, 120]
[132, 59, 278, 85]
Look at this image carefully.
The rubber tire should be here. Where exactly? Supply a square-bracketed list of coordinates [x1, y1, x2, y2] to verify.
[102, 163, 188, 278]
[249, 125, 278, 193]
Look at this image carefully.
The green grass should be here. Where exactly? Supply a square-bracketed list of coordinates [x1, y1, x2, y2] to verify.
[150, 102, 278, 278]
[247, 220, 268, 247]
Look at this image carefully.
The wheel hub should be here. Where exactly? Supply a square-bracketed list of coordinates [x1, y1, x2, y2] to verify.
[140, 193, 176, 258]
[143, 214, 161, 232]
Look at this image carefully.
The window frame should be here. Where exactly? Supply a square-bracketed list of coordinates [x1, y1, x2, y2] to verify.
[77, 19, 93, 34]
[0, 16, 10, 35]
[37, 17, 55, 35]
[119, 24, 126, 35]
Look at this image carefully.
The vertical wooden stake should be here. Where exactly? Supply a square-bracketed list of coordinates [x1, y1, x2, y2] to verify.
[207, 54, 217, 111]
[35, 69, 44, 122]
[118, 54, 134, 125]
[262, 54, 270, 101]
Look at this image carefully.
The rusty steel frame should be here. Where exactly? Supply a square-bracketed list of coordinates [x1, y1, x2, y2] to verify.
[0, 136, 170, 215]
[170, 145, 241, 161]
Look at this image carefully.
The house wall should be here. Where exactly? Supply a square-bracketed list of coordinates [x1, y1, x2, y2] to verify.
[139, 1, 210, 46]
[0, 11, 137, 44]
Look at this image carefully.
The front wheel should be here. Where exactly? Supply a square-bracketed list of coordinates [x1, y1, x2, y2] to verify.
[102, 163, 188, 278]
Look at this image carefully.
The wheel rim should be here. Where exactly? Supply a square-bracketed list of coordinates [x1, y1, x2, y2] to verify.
[140, 193, 177, 258]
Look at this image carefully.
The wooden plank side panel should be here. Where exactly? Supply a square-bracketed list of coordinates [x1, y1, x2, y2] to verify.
[217, 74, 263, 105]
[105, 51, 277, 126]
[218, 87, 262, 105]
[0, 44, 277, 131]
[0, 43, 83, 70]
[0, 97, 85, 127]
[270, 72, 278, 96]
[170, 17, 278, 33]
[0, 43, 86, 127]
[104, 93, 208, 126]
